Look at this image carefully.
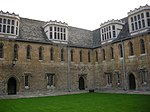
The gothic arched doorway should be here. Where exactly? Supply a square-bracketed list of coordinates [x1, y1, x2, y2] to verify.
[7, 77, 17, 95]
[79, 77, 85, 90]
[129, 74, 136, 90]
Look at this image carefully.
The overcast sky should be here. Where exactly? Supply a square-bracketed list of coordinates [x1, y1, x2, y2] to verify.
[1, 0, 149, 30]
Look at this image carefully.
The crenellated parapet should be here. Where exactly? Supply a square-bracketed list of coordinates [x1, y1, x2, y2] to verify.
[100, 19, 125, 44]
[100, 19, 125, 27]
[128, 4, 150, 16]
[43, 20, 68, 44]
[43, 20, 68, 28]
[0, 10, 20, 20]
[0, 11, 20, 37]
[127, 4, 150, 36]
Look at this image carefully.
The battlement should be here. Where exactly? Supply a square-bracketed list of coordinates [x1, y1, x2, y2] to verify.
[128, 4, 150, 16]
[100, 19, 124, 28]
[0, 10, 20, 19]
[43, 20, 68, 28]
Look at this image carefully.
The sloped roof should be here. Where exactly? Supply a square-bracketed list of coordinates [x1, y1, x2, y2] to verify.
[113, 17, 131, 42]
[19, 18, 47, 42]
[68, 26, 93, 48]
[9, 17, 135, 48]
[18, 18, 93, 48]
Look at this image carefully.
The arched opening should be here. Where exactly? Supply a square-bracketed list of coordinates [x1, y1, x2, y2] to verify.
[79, 77, 85, 90]
[129, 74, 136, 90]
[7, 77, 17, 95]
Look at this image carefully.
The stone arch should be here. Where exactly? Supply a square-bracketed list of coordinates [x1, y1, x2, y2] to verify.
[128, 73, 136, 90]
[79, 76, 85, 90]
[6, 75, 20, 95]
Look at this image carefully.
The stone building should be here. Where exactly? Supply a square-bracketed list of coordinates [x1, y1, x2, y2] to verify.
[0, 5, 150, 95]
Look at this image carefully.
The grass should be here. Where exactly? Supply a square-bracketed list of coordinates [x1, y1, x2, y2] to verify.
[0, 93, 150, 112]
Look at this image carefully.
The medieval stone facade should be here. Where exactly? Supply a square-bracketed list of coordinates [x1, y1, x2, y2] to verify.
[0, 5, 150, 95]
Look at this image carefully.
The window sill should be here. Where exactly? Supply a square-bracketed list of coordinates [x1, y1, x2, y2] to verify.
[102, 60, 106, 63]
[95, 62, 98, 64]
[119, 57, 123, 60]
[142, 82, 147, 85]
[0, 58, 4, 60]
[140, 53, 146, 56]
[47, 85, 55, 89]
[50, 60, 54, 63]
[128, 55, 136, 58]
[25, 86, 29, 89]
[26, 59, 31, 62]
[39, 59, 43, 62]
[106, 84, 112, 87]
[111, 59, 114, 61]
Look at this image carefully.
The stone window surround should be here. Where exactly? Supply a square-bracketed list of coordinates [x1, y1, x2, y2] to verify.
[0, 17, 19, 36]
[47, 73, 55, 88]
[128, 11, 150, 34]
[101, 25, 116, 42]
[23, 73, 31, 89]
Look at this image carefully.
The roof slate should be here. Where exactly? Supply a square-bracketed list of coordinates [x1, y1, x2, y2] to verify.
[16, 17, 132, 48]
[68, 26, 93, 48]
[19, 18, 47, 42]
[18, 18, 94, 48]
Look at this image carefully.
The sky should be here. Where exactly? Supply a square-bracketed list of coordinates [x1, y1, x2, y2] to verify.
[1, 0, 149, 30]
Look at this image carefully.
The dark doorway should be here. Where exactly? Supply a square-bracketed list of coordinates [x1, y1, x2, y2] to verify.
[7, 77, 17, 95]
[129, 74, 136, 90]
[79, 77, 85, 90]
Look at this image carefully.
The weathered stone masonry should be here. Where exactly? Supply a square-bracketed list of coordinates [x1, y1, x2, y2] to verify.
[0, 5, 150, 95]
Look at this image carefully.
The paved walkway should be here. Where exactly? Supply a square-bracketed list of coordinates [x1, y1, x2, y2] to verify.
[0, 91, 87, 99]
[97, 90, 150, 95]
[0, 90, 150, 99]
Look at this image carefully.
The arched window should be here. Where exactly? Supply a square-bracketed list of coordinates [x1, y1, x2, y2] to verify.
[61, 48, 64, 61]
[0, 43, 4, 58]
[39, 46, 43, 60]
[119, 44, 123, 57]
[79, 50, 82, 62]
[26, 45, 31, 59]
[102, 49, 105, 60]
[50, 47, 54, 61]
[14, 44, 18, 59]
[110, 47, 114, 59]
[88, 50, 90, 63]
[70, 49, 74, 62]
[140, 39, 145, 54]
[95, 51, 98, 62]
[129, 42, 134, 56]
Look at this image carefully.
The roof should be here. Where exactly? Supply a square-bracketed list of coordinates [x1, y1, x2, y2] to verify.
[113, 17, 131, 42]
[2, 17, 142, 48]
[18, 18, 94, 48]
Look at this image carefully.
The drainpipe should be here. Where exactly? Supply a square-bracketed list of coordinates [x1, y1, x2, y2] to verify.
[67, 44, 71, 92]
[121, 40, 127, 90]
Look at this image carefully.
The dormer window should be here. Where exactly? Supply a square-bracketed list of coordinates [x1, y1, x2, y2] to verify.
[100, 19, 124, 44]
[43, 20, 68, 44]
[128, 4, 150, 36]
[0, 11, 20, 38]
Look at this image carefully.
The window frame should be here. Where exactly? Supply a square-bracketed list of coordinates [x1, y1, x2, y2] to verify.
[129, 42, 134, 56]
[14, 44, 18, 59]
[79, 50, 82, 62]
[26, 45, 31, 60]
[39, 46, 43, 60]
[47, 74, 55, 87]
[50, 47, 54, 61]
[140, 39, 145, 54]
[0, 43, 4, 58]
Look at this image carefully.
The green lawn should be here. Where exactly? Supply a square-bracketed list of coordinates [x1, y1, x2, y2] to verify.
[0, 93, 150, 112]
